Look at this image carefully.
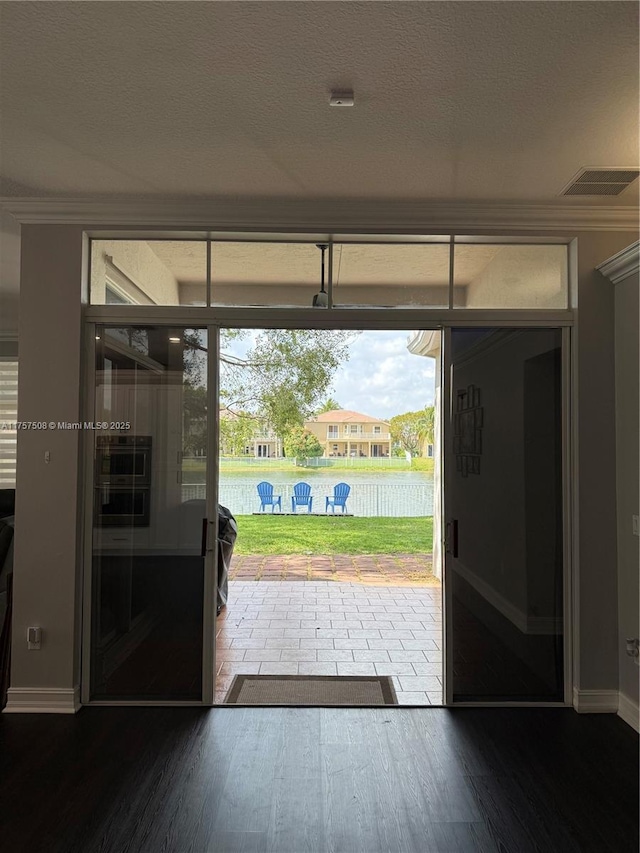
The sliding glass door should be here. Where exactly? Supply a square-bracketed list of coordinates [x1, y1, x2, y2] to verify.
[89, 326, 214, 702]
[444, 328, 566, 703]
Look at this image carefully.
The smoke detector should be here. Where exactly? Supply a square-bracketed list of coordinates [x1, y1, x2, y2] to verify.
[561, 168, 640, 196]
[329, 90, 354, 107]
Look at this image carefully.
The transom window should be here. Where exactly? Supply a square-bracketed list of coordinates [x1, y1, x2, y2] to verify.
[89, 235, 570, 310]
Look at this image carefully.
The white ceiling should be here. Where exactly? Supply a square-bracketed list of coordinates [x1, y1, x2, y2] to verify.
[148, 240, 503, 287]
[1, 2, 638, 204]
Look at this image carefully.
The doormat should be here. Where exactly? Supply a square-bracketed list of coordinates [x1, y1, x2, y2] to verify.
[224, 674, 398, 706]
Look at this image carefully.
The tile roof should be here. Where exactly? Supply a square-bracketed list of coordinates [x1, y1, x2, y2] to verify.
[309, 409, 389, 425]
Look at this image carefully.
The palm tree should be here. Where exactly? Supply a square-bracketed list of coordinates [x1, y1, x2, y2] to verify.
[317, 397, 342, 414]
[420, 406, 435, 446]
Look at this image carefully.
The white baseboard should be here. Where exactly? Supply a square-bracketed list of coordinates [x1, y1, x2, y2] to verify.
[3, 686, 81, 714]
[454, 561, 528, 631]
[572, 687, 619, 714]
[453, 561, 562, 635]
[617, 692, 640, 732]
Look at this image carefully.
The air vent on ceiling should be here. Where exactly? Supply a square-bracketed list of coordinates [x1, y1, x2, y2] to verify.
[562, 168, 640, 196]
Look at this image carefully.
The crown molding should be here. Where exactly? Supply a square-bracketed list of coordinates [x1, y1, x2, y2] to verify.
[597, 241, 640, 284]
[0, 197, 638, 232]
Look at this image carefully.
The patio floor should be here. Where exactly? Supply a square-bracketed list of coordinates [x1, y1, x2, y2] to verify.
[228, 552, 437, 585]
[216, 555, 442, 706]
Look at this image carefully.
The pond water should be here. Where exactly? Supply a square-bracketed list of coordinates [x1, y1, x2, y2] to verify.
[183, 469, 434, 517]
[219, 469, 430, 485]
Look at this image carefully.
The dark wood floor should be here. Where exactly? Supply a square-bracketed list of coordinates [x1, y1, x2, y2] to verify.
[0, 707, 637, 853]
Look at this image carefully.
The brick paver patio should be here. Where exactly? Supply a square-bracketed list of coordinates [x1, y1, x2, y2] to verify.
[228, 552, 438, 586]
[216, 554, 442, 706]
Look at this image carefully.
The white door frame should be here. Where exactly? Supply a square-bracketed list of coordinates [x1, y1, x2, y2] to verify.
[80, 308, 574, 707]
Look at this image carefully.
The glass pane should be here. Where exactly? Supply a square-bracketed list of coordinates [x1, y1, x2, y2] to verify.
[454, 244, 568, 309]
[211, 242, 321, 306]
[90, 241, 207, 306]
[447, 327, 564, 702]
[90, 326, 207, 700]
[333, 243, 450, 308]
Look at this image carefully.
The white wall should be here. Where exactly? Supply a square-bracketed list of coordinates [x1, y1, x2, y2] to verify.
[465, 244, 568, 309]
[573, 231, 637, 697]
[90, 240, 180, 304]
[614, 266, 640, 713]
[3, 223, 637, 711]
[7, 226, 85, 711]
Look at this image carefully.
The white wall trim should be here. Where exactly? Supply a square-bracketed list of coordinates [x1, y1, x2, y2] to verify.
[572, 687, 619, 714]
[617, 691, 640, 732]
[3, 686, 81, 714]
[453, 561, 562, 635]
[597, 241, 640, 284]
[1, 197, 638, 231]
[455, 560, 528, 632]
[573, 688, 640, 730]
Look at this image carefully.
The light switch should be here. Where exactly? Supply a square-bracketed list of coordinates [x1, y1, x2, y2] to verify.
[27, 626, 42, 650]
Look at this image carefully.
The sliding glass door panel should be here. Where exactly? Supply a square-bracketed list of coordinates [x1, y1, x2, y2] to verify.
[444, 328, 565, 703]
[90, 326, 210, 701]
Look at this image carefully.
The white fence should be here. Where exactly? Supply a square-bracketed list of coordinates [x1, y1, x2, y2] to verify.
[182, 481, 433, 517]
[217, 456, 410, 469]
[302, 457, 409, 469]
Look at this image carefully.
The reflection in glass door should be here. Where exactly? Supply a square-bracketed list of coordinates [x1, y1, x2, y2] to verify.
[89, 326, 211, 701]
[444, 328, 566, 703]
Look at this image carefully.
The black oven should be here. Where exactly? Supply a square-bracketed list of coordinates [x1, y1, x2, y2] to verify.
[96, 435, 152, 486]
[95, 484, 151, 527]
[95, 436, 152, 526]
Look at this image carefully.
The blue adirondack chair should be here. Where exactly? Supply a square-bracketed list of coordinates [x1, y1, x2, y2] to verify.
[291, 482, 313, 513]
[257, 481, 282, 513]
[326, 482, 350, 514]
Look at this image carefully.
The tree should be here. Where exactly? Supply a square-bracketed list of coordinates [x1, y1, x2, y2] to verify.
[284, 426, 324, 460]
[421, 406, 435, 446]
[219, 412, 257, 456]
[219, 329, 359, 444]
[180, 328, 359, 452]
[316, 397, 342, 414]
[390, 406, 435, 456]
[183, 385, 208, 456]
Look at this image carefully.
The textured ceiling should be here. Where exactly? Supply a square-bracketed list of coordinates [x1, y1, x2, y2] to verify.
[128, 239, 518, 293]
[147, 240, 503, 287]
[0, 2, 638, 204]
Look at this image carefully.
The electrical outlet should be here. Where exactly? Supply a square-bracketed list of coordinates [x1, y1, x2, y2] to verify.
[632, 515, 639, 537]
[27, 627, 41, 650]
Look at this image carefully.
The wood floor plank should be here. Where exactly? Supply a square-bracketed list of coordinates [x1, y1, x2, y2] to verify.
[212, 718, 285, 835]
[0, 707, 637, 853]
[425, 821, 501, 853]
[208, 830, 269, 853]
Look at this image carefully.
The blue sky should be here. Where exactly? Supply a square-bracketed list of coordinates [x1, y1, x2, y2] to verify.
[222, 329, 435, 420]
[330, 330, 435, 419]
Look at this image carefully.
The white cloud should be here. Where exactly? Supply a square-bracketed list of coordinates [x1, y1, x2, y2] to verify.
[221, 328, 436, 419]
[331, 331, 436, 418]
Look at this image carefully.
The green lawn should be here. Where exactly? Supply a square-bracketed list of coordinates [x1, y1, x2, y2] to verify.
[233, 515, 433, 555]
[409, 457, 435, 473]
